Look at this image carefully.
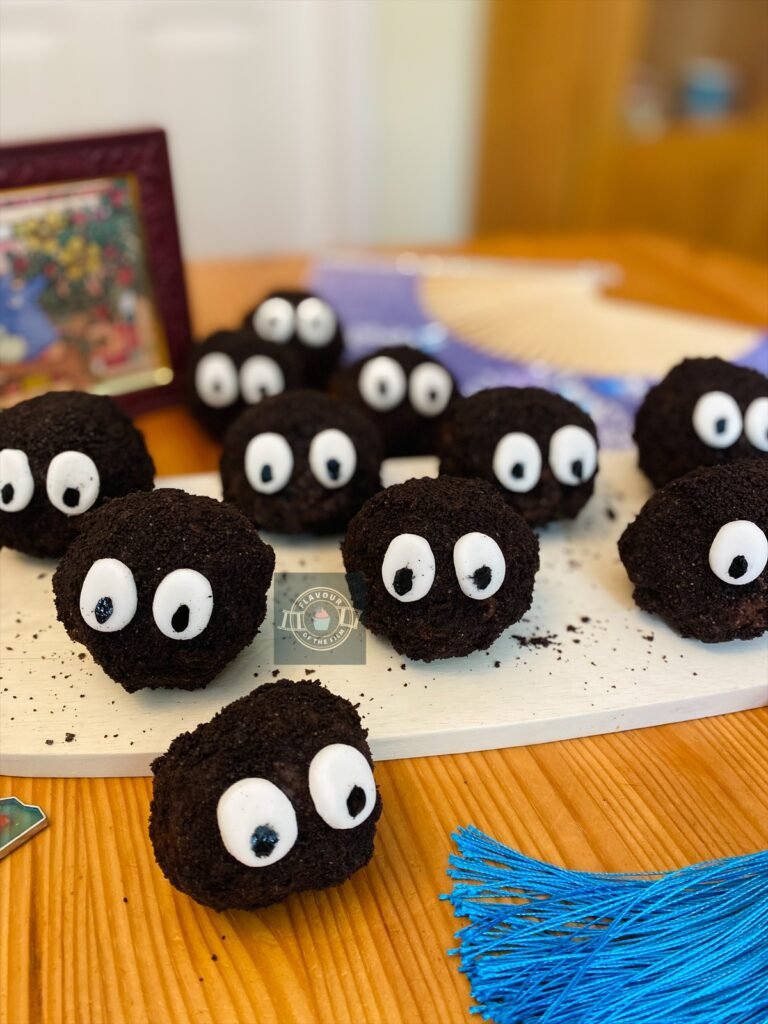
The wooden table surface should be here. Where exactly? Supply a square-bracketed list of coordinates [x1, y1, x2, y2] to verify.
[2, 234, 768, 1024]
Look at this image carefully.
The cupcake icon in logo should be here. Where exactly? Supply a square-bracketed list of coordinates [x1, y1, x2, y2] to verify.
[312, 605, 331, 633]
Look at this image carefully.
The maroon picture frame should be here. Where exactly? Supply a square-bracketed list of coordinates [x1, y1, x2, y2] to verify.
[0, 128, 191, 414]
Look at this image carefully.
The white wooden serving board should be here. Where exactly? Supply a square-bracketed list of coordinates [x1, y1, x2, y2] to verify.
[1, 452, 766, 777]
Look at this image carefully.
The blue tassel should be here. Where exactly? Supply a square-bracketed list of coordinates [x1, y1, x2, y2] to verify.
[444, 826, 768, 1024]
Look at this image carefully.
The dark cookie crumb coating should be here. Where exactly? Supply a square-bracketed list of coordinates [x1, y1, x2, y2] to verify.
[342, 475, 539, 661]
[634, 357, 768, 487]
[437, 387, 598, 526]
[53, 488, 274, 691]
[618, 460, 768, 642]
[243, 289, 344, 388]
[185, 330, 304, 440]
[0, 391, 154, 557]
[220, 390, 383, 534]
[149, 679, 381, 911]
[329, 345, 458, 457]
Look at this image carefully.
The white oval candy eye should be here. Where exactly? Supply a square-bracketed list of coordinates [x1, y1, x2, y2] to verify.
[0, 448, 34, 512]
[492, 433, 542, 493]
[308, 428, 357, 489]
[453, 532, 506, 600]
[217, 778, 298, 867]
[408, 362, 453, 417]
[381, 533, 435, 602]
[194, 352, 239, 408]
[244, 432, 293, 494]
[152, 568, 213, 640]
[239, 355, 285, 405]
[46, 451, 100, 515]
[744, 397, 768, 452]
[358, 356, 408, 411]
[79, 558, 137, 632]
[296, 297, 337, 348]
[708, 520, 768, 586]
[252, 297, 295, 343]
[692, 391, 743, 449]
[309, 743, 376, 830]
[548, 425, 598, 486]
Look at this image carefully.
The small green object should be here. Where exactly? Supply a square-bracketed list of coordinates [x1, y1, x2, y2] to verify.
[0, 796, 48, 859]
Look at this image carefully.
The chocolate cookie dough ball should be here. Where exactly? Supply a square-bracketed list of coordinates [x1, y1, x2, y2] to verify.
[243, 290, 343, 388]
[149, 679, 382, 911]
[220, 390, 383, 534]
[0, 391, 154, 558]
[437, 387, 599, 526]
[618, 461, 768, 643]
[634, 358, 768, 488]
[329, 346, 457, 456]
[342, 475, 539, 661]
[53, 488, 275, 691]
[186, 329, 304, 440]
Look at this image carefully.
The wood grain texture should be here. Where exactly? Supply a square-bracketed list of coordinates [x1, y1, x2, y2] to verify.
[3, 712, 768, 1024]
[2, 236, 768, 1024]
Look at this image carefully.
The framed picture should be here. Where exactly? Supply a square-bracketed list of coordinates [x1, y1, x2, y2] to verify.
[0, 129, 191, 414]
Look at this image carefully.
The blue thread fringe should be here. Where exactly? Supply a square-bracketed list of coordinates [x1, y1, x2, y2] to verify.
[443, 826, 768, 1024]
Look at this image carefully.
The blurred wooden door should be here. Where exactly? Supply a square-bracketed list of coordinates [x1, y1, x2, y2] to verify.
[475, 0, 768, 261]
[475, 0, 647, 232]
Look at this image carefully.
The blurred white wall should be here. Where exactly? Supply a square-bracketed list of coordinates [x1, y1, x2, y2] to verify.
[0, 0, 486, 258]
[370, 0, 486, 246]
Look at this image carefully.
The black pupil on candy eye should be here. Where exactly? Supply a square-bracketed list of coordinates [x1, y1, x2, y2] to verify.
[327, 458, 341, 481]
[571, 459, 584, 481]
[511, 462, 525, 480]
[1, 483, 13, 504]
[63, 487, 80, 508]
[378, 380, 388, 396]
[212, 381, 221, 392]
[261, 464, 273, 484]
[472, 565, 492, 591]
[428, 389, 437, 402]
[728, 555, 748, 580]
[260, 385, 269, 397]
[715, 417, 727, 435]
[251, 824, 279, 857]
[171, 605, 190, 632]
[95, 597, 113, 624]
[393, 567, 413, 596]
[347, 785, 366, 818]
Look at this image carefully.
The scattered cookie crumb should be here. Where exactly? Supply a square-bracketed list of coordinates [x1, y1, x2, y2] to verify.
[513, 633, 558, 649]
